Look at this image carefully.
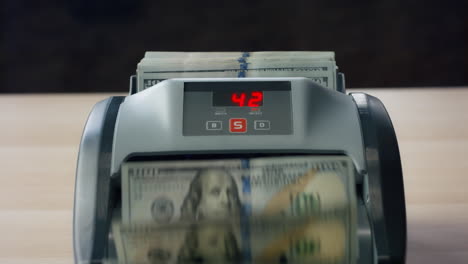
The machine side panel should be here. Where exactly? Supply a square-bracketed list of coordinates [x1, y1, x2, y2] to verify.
[352, 93, 406, 264]
[74, 99, 109, 263]
[73, 97, 124, 263]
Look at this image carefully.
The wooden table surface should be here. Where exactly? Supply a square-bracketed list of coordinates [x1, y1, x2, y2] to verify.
[0, 89, 467, 264]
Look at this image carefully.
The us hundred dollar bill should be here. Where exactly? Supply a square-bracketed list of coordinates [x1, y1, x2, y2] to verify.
[121, 156, 356, 224]
[143, 51, 335, 60]
[112, 214, 354, 264]
[121, 159, 243, 224]
[136, 51, 337, 92]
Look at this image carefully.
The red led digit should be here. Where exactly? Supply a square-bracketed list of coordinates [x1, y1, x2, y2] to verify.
[247, 91, 263, 107]
[231, 93, 246, 106]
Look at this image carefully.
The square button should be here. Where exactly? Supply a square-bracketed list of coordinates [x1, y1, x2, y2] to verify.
[229, 118, 247, 133]
[206, 121, 222, 130]
[254, 120, 270, 130]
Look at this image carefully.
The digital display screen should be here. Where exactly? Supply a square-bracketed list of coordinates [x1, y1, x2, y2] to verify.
[184, 81, 291, 108]
[212, 91, 263, 107]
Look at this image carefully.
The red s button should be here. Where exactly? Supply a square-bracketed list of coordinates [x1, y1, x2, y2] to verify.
[229, 118, 247, 133]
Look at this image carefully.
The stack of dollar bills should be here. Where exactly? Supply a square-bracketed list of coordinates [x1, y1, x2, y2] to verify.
[111, 156, 358, 264]
[136, 51, 338, 92]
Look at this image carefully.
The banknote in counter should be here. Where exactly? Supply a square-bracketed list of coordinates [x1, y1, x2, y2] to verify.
[112, 214, 354, 264]
[122, 156, 356, 223]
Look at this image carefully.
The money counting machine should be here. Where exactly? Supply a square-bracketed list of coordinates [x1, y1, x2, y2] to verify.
[74, 69, 406, 263]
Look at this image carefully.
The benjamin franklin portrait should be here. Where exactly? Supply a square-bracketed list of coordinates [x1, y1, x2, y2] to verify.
[177, 224, 241, 263]
[180, 168, 241, 220]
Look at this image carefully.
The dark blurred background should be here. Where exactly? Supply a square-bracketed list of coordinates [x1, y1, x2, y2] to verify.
[1, 0, 467, 93]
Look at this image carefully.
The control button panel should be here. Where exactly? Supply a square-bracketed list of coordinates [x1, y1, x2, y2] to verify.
[206, 121, 222, 130]
[254, 120, 270, 130]
[183, 81, 292, 136]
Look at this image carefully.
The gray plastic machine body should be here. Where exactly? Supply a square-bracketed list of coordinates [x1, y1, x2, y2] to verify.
[74, 77, 406, 264]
